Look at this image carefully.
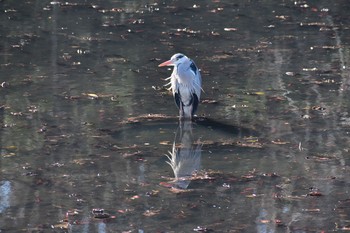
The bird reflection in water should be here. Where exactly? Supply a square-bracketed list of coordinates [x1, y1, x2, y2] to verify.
[165, 121, 202, 189]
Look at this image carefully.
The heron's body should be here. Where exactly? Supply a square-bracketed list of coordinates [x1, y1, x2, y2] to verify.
[159, 53, 202, 120]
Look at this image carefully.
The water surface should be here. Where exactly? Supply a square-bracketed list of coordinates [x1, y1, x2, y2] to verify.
[1, 0, 350, 232]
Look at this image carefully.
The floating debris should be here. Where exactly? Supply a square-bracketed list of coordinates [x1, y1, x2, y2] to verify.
[285, 71, 295, 76]
[301, 114, 311, 119]
[311, 106, 326, 111]
[122, 114, 176, 123]
[92, 208, 110, 219]
[302, 67, 318, 71]
[307, 191, 323, 197]
[244, 91, 265, 96]
[271, 139, 289, 145]
[201, 99, 218, 104]
[143, 209, 160, 217]
[122, 151, 142, 158]
[193, 226, 213, 232]
[87, 93, 99, 99]
[224, 27, 237, 32]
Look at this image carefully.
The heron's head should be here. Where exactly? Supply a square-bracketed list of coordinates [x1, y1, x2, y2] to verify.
[158, 53, 189, 67]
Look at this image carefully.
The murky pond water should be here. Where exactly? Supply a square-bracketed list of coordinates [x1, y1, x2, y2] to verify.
[1, 0, 350, 232]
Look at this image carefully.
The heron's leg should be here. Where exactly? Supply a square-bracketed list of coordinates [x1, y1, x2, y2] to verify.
[179, 101, 184, 119]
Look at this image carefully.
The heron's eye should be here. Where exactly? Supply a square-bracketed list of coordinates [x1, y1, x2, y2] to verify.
[176, 55, 184, 60]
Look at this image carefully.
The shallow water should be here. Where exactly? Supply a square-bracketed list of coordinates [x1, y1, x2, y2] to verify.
[1, 0, 350, 232]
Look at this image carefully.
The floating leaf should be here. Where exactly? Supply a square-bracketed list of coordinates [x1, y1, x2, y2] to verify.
[244, 91, 265, 96]
[275, 15, 289, 20]
[87, 93, 99, 99]
[10, 111, 23, 116]
[130, 195, 140, 200]
[224, 27, 237, 31]
[301, 114, 311, 119]
[122, 151, 142, 158]
[117, 209, 127, 214]
[159, 141, 171, 145]
[246, 194, 258, 198]
[92, 208, 110, 219]
[53, 222, 69, 229]
[236, 141, 263, 148]
[72, 159, 93, 165]
[271, 140, 289, 145]
[159, 182, 173, 188]
[169, 187, 192, 194]
[275, 219, 283, 226]
[302, 67, 318, 71]
[2, 152, 16, 157]
[146, 190, 159, 197]
[311, 106, 326, 111]
[201, 99, 218, 104]
[122, 114, 175, 124]
[3, 145, 17, 150]
[300, 22, 326, 27]
[193, 226, 213, 232]
[66, 209, 81, 216]
[302, 208, 320, 212]
[307, 191, 323, 197]
[143, 209, 160, 217]
[92, 208, 104, 214]
[254, 91, 265, 95]
[262, 173, 279, 177]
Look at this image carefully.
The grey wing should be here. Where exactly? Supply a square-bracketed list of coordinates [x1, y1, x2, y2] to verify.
[192, 93, 199, 115]
[190, 60, 202, 100]
[190, 60, 201, 115]
[194, 72, 202, 100]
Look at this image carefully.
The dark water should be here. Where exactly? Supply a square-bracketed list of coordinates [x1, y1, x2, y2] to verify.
[1, 0, 350, 232]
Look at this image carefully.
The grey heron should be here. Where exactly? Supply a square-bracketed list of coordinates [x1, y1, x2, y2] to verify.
[158, 53, 202, 120]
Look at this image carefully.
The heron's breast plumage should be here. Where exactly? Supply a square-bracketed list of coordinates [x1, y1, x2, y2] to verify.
[172, 64, 200, 98]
